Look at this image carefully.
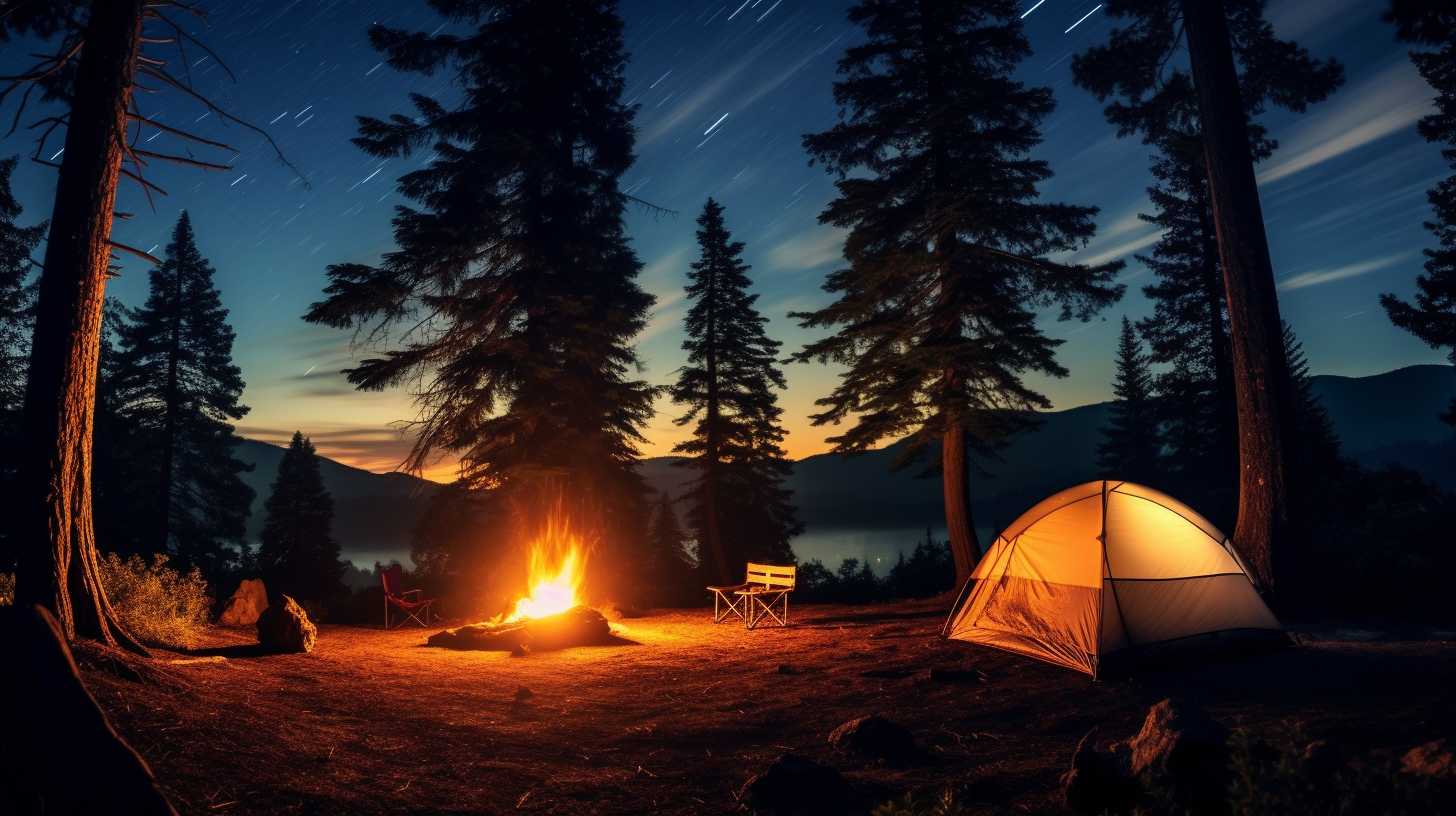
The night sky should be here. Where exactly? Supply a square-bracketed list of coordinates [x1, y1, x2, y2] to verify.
[1, 0, 1447, 480]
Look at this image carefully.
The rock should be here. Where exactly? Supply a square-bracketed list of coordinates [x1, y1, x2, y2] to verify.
[513, 686, 534, 703]
[1, 605, 178, 815]
[1125, 699, 1229, 811]
[828, 715, 919, 766]
[738, 753, 853, 815]
[776, 663, 798, 675]
[1062, 729, 1136, 814]
[1401, 739, 1454, 780]
[256, 595, 317, 654]
[218, 578, 267, 626]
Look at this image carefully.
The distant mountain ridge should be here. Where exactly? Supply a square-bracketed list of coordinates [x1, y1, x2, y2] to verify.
[243, 364, 1454, 565]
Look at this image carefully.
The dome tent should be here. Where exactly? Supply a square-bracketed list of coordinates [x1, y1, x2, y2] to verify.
[942, 481, 1281, 677]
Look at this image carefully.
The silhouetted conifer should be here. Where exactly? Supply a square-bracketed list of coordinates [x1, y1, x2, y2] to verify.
[792, 0, 1124, 585]
[1073, 0, 1343, 589]
[1382, 4, 1456, 427]
[109, 212, 253, 583]
[305, 1, 656, 599]
[670, 199, 800, 584]
[0, 156, 45, 568]
[1097, 318, 1162, 483]
[257, 432, 344, 602]
[645, 491, 695, 605]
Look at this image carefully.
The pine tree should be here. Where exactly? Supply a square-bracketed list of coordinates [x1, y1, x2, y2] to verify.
[1381, 4, 1456, 426]
[0, 156, 46, 569]
[1097, 317, 1162, 483]
[257, 432, 344, 602]
[1072, 0, 1344, 590]
[306, 1, 658, 600]
[109, 212, 253, 583]
[645, 491, 694, 605]
[670, 199, 801, 584]
[791, 0, 1125, 585]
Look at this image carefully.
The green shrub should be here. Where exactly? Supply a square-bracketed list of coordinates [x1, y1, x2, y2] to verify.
[100, 553, 212, 649]
[0, 572, 13, 606]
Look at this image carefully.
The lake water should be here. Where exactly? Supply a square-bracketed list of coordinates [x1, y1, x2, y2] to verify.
[344, 525, 995, 577]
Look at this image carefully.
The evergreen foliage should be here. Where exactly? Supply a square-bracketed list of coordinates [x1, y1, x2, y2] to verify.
[108, 212, 253, 583]
[791, 0, 1124, 580]
[305, 0, 656, 600]
[1381, 5, 1456, 426]
[0, 156, 44, 568]
[1096, 317, 1162, 483]
[257, 432, 345, 602]
[670, 198, 800, 584]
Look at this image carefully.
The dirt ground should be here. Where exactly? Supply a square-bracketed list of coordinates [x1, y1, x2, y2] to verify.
[81, 599, 1456, 815]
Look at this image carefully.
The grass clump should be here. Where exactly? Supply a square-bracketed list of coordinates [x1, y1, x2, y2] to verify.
[0, 572, 13, 606]
[100, 553, 212, 649]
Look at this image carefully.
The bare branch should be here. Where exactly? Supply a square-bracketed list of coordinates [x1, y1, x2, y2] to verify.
[124, 111, 237, 152]
[139, 65, 308, 186]
[149, 10, 237, 84]
[626, 193, 678, 219]
[108, 240, 162, 266]
[119, 165, 167, 198]
[133, 148, 231, 171]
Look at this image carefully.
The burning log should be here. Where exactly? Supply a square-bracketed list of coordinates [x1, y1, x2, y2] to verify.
[426, 606, 612, 653]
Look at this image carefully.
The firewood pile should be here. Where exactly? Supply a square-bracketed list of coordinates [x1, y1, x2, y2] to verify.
[426, 605, 613, 653]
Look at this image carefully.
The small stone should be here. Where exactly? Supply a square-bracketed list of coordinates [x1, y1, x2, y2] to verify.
[1401, 739, 1454, 780]
[1125, 699, 1228, 811]
[739, 753, 852, 815]
[255, 595, 317, 654]
[828, 715, 918, 766]
[514, 686, 534, 703]
[776, 663, 798, 675]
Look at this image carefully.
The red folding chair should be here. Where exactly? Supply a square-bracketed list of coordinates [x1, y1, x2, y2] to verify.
[382, 564, 437, 629]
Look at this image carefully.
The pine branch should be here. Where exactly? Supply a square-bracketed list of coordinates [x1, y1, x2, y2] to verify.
[108, 240, 163, 266]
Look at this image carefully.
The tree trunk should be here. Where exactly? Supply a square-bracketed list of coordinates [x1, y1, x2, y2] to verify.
[942, 423, 980, 585]
[1194, 172, 1240, 497]
[701, 258, 729, 586]
[1181, 0, 1293, 592]
[15, 0, 148, 651]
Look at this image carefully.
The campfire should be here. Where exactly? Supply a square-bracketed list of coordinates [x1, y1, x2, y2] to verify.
[427, 517, 615, 653]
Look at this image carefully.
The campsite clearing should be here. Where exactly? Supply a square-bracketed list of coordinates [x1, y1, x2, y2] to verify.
[82, 599, 1456, 814]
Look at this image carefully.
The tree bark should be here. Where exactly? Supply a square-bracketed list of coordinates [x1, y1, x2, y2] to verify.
[15, 0, 149, 651]
[942, 423, 980, 586]
[1181, 0, 1293, 592]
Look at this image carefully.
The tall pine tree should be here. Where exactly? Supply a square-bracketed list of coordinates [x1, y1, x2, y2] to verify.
[304, 1, 656, 601]
[670, 199, 800, 585]
[0, 156, 46, 569]
[1381, 4, 1456, 426]
[1097, 317, 1162, 483]
[109, 212, 253, 583]
[791, 0, 1124, 584]
[1073, 1, 1343, 589]
[257, 432, 345, 602]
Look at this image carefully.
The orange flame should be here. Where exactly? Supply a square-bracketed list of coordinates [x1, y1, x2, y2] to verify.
[502, 515, 586, 622]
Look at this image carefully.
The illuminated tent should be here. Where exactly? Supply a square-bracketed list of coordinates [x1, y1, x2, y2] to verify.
[943, 481, 1281, 677]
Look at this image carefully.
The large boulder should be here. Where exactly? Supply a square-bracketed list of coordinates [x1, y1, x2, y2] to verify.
[256, 595, 317, 654]
[426, 606, 611, 652]
[218, 578, 267, 626]
[738, 753, 853, 815]
[1, 605, 177, 815]
[828, 715, 918, 766]
[1126, 698, 1229, 808]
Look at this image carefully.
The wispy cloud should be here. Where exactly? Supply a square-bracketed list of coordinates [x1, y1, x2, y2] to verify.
[1277, 250, 1419, 291]
[1258, 60, 1433, 186]
[1073, 228, 1163, 268]
[767, 227, 845, 271]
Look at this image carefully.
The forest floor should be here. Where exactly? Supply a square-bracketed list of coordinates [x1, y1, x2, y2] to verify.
[81, 598, 1456, 815]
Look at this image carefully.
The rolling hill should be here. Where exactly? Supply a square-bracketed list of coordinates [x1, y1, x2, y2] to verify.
[243, 364, 1454, 566]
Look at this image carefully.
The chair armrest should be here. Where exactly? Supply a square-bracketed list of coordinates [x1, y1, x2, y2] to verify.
[399, 588, 423, 597]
